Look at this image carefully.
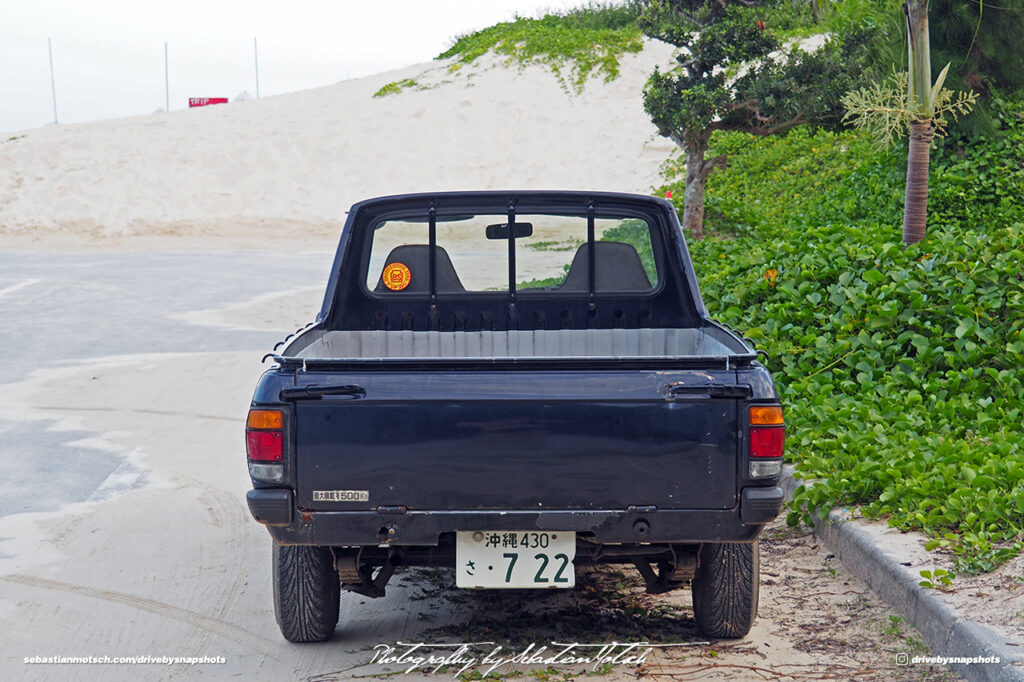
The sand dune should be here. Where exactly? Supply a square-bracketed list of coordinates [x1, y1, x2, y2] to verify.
[0, 40, 677, 245]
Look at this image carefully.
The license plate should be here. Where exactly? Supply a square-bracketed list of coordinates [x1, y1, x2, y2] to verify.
[456, 531, 576, 588]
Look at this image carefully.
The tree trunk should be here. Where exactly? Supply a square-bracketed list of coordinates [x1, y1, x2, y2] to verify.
[680, 131, 726, 240]
[682, 137, 708, 240]
[902, 0, 934, 245]
[903, 120, 933, 245]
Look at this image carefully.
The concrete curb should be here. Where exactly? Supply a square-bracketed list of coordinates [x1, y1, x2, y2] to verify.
[781, 466, 1024, 681]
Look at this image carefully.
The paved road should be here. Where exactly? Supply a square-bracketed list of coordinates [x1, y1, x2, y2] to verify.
[0, 250, 332, 517]
[0, 250, 332, 384]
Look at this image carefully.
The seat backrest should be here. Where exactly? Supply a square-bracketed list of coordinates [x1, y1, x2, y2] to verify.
[559, 241, 652, 292]
[373, 244, 467, 294]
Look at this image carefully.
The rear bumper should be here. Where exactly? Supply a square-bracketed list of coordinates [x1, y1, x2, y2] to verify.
[247, 486, 785, 545]
[247, 489, 292, 526]
[741, 486, 786, 524]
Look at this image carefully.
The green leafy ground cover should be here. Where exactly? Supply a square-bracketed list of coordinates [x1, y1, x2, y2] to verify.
[372, 78, 420, 98]
[663, 101, 1024, 573]
[373, 4, 641, 97]
[438, 3, 643, 93]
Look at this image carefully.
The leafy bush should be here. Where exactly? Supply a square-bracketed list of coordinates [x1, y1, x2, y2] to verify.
[658, 126, 907, 238]
[437, 3, 643, 93]
[663, 98, 1024, 572]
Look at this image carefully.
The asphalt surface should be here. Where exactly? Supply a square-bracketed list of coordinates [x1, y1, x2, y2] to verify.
[0, 250, 333, 384]
[0, 250, 333, 517]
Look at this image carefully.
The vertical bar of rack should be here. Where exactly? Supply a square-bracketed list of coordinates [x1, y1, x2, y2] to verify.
[507, 203, 517, 302]
[587, 202, 596, 310]
[428, 205, 437, 307]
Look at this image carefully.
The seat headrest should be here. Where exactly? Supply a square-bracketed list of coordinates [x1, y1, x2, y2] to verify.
[374, 244, 467, 294]
[560, 241, 652, 292]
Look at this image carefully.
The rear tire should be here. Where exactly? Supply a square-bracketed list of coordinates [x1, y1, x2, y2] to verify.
[273, 542, 340, 642]
[691, 541, 759, 638]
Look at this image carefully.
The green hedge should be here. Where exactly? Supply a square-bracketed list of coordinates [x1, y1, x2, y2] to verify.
[663, 98, 1024, 572]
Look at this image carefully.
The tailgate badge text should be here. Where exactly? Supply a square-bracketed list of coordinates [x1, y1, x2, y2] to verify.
[313, 490, 370, 502]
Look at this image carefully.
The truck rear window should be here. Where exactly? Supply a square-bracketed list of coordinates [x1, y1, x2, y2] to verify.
[366, 214, 659, 294]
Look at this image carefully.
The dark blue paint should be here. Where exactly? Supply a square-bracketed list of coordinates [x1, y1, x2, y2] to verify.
[246, 192, 783, 549]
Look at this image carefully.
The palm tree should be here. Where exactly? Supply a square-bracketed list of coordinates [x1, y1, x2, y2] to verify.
[903, 0, 937, 245]
[842, 0, 974, 246]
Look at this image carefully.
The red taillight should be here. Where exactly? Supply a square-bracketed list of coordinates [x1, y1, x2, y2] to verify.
[750, 426, 785, 458]
[247, 430, 283, 461]
[246, 409, 284, 461]
[245, 428, 282, 458]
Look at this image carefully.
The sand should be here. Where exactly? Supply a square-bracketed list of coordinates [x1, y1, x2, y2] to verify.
[0, 40, 678, 248]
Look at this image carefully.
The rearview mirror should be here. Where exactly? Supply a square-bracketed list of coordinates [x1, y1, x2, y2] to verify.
[485, 222, 534, 239]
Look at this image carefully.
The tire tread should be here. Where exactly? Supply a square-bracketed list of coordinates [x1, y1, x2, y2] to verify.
[691, 541, 759, 639]
[273, 543, 340, 642]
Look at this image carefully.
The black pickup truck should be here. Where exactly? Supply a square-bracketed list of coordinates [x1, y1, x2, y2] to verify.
[245, 191, 785, 643]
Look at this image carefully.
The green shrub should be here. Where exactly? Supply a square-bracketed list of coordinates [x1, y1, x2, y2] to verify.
[666, 97, 1024, 572]
[437, 3, 643, 93]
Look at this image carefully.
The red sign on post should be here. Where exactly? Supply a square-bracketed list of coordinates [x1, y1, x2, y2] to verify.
[189, 97, 228, 108]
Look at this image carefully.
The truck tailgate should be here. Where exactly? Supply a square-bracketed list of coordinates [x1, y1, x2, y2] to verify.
[290, 369, 740, 512]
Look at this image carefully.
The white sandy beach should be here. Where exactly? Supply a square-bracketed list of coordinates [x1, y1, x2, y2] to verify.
[1, 40, 678, 249]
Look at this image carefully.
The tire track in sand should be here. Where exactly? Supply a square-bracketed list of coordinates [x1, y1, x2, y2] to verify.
[1, 573, 275, 652]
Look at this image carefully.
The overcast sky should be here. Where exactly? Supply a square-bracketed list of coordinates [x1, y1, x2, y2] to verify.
[1, 0, 583, 134]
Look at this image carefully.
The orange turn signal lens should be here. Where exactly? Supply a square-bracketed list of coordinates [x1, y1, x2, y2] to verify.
[749, 405, 784, 426]
[247, 409, 284, 430]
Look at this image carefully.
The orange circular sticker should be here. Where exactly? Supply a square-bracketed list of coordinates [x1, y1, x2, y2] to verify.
[382, 262, 412, 291]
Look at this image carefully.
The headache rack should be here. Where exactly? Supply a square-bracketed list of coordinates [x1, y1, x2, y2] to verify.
[266, 192, 766, 370]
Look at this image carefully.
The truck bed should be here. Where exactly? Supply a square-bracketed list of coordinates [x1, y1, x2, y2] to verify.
[287, 327, 747, 360]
